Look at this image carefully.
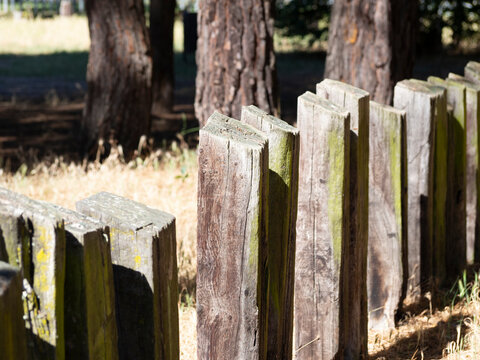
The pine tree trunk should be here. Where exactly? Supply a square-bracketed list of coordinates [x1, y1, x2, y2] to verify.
[324, 0, 417, 105]
[150, 0, 175, 116]
[83, 0, 152, 159]
[195, 0, 279, 127]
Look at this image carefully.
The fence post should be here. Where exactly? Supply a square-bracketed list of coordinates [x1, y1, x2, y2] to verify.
[197, 111, 268, 360]
[428, 77, 467, 284]
[0, 261, 27, 360]
[393, 80, 446, 300]
[38, 202, 118, 360]
[448, 73, 480, 264]
[316, 79, 369, 358]
[76, 192, 179, 360]
[240, 105, 299, 360]
[367, 101, 407, 330]
[0, 188, 66, 360]
[465, 61, 480, 84]
[295, 92, 350, 359]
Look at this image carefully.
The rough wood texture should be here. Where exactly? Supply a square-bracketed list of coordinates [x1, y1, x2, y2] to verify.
[448, 73, 480, 264]
[0, 261, 27, 360]
[428, 77, 467, 284]
[295, 92, 350, 359]
[39, 202, 118, 360]
[393, 80, 446, 299]
[317, 79, 369, 359]
[194, 0, 278, 126]
[197, 112, 269, 360]
[83, 0, 152, 158]
[324, 0, 417, 104]
[465, 61, 480, 84]
[368, 101, 407, 330]
[0, 188, 66, 360]
[76, 192, 179, 360]
[240, 105, 299, 360]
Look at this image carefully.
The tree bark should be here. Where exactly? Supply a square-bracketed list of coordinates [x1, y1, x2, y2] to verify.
[195, 0, 279, 127]
[83, 0, 152, 159]
[150, 0, 176, 116]
[324, 0, 417, 105]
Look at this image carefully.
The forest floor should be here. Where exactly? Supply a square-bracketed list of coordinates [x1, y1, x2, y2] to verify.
[2, 15, 480, 359]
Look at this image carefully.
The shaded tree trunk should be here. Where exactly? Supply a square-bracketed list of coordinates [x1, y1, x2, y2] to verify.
[83, 0, 152, 159]
[150, 0, 176, 116]
[325, 0, 417, 105]
[195, 0, 279, 127]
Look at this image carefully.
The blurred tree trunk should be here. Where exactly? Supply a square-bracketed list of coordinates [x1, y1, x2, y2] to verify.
[324, 0, 418, 104]
[150, 0, 176, 116]
[195, 0, 279, 127]
[83, 0, 152, 159]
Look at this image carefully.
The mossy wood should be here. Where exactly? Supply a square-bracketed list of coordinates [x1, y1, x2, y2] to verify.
[317, 79, 369, 359]
[39, 202, 118, 360]
[240, 105, 299, 360]
[428, 77, 467, 284]
[465, 61, 480, 84]
[76, 192, 179, 360]
[0, 261, 27, 360]
[367, 101, 407, 330]
[295, 92, 350, 359]
[393, 80, 445, 299]
[197, 112, 269, 360]
[448, 73, 480, 264]
[0, 188, 66, 360]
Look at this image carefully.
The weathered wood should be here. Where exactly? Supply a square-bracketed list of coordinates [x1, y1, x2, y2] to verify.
[295, 92, 350, 359]
[465, 61, 480, 84]
[197, 111, 269, 360]
[448, 73, 480, 264]
[0, 261, 27, 360]
[76, 192, 179, 360]
[38, 202, 118, 360]
[393, 80, 446, 299]
[0, 188, 66, 360]
[428, 77, 467, 283]
[240, 105, 299, 360]
[367, 101, 407, 330]
[317, 79, 369, 359]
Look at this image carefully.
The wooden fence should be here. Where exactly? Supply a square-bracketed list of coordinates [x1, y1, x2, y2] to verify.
[2, 61, 480, 359]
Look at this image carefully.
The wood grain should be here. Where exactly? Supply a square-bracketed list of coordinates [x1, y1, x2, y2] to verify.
[197, 111, 269, 360]
[295, 92, 350, 359]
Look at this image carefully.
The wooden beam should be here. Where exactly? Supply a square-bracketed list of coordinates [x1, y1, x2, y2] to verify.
[465, 61, 480, 84]
[295, 92, 350, 359]
[241, 105, 299, 360]
[76, 192, 179, 360]
[197, 111, 268, 360]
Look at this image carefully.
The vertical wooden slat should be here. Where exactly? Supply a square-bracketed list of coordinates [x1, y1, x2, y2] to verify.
[367, 101, 407, 330]
[295, 92, 350, 359]
[197, 111, 269, 360]
[465, 61, 480, 84]
[317, 79, 369, 358]
[393, 80, 446, 299]
[76, 192, 179, 360]
[240, 105, 299, 360]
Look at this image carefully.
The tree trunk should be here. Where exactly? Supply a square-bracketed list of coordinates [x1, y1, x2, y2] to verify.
[83, 0, 152, 159]
[195, 0, 279, 127]
[150, 0, 175, 116]
[324, 0, 417, 105]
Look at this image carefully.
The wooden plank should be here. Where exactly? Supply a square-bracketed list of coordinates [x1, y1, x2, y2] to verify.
[429, 76, 467, 283]
[38, 202, 118, 360]
[448, 73, 480, 264]
[197, 111, 269, 360]
[367, 101, 407, 330]
[0, 188, 66, 360]
[0, 261, 27, 360]
[240, 105, 299, 360]
[316, 79, 369, 358]
[465, 61, 480, 84]
[393, 80, 446, 300]
[76, 192, 179, 360]
[295, 92, 350, 359]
